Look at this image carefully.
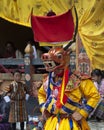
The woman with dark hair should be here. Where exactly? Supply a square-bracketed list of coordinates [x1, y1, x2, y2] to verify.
[0, 41, 23, 73]
[91, 68, 104, 121]
[3, 41, 23, 58]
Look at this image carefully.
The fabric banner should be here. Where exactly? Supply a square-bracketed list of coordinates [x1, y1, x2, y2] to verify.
[75, 0, 104, 70]
[0, 0, 35, 27]
[0, 0, 73, 27]
[0, 0, 104, 69]
[31, 0, 75, 45]
[31, 10, 74, 42]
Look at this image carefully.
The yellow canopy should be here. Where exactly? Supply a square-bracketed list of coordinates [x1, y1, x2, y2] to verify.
[0, 0, 104, 70]
[0, 0, 73, 27]
[0, 0, 34, 27]
[75, 0, 104, 70]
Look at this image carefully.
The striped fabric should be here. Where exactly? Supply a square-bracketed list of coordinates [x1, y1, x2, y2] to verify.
[8, 82, 28, 123]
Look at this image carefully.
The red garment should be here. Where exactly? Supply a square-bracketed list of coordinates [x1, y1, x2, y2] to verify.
[3, 52, 16, 58]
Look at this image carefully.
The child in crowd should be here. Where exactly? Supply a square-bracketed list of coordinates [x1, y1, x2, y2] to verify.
[4, 69, 30, 130]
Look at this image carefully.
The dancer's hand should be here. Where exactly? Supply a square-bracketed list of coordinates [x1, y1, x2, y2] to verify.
[72, 111, 83, 121]
[42, 109, 51, 120]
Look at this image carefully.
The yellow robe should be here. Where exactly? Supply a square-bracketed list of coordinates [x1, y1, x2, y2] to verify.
[38, 76, 100, 130]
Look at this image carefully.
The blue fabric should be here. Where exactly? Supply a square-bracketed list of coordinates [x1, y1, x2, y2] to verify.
[0, 123, 11, 130]
[67, 98, 82, 108]
[85, 104, 94, 113]
[50, 76, 62, 87]
[47, 72, 52, 99]
[50, 103, 55, 113]
[39, 103, 44, 108]
[62, 105, 73, 114]
[69, 119, 73, 130]
[45, 96, 52, 108]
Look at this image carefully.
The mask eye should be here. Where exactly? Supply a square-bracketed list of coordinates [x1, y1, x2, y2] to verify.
[57, 53, 63, 59]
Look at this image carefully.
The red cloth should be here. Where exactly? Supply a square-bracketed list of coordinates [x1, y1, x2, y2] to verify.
[56, 68, 69, 109]
[31, 10, 74, 42]
[3, 52, 16, 58]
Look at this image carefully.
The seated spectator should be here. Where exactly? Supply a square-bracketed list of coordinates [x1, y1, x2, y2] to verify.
[3, 41, 23, 59]
[90, 68, 104, 121]
[0, 41, 23, 73]
[91, 69, 104, 96]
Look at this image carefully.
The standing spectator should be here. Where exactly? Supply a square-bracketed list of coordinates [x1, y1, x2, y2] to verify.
[3, 70, 30, 130]
[91, 68, 104, 121]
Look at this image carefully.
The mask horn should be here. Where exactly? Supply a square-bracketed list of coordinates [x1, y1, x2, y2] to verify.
[63, 7, 78, 51]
